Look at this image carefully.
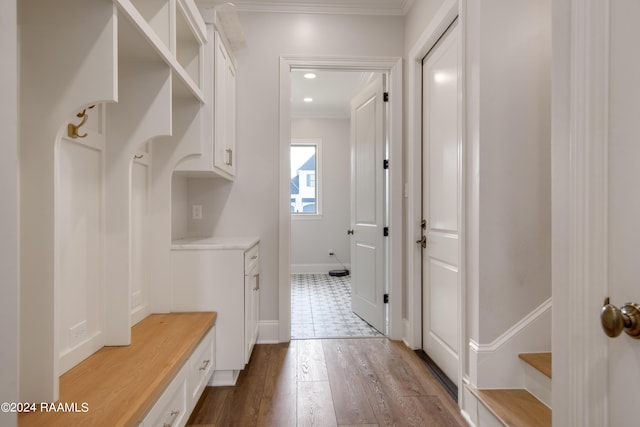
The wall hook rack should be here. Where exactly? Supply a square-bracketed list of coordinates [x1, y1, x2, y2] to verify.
[67, 105, 95, 138]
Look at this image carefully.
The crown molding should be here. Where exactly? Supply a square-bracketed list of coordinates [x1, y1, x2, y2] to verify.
[218, 0, 414, 16]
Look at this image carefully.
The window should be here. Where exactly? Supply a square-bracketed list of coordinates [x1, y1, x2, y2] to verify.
[290, 139, 321, 216]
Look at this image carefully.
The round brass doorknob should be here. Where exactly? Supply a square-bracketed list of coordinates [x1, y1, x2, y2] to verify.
[601, 297, 640, 339]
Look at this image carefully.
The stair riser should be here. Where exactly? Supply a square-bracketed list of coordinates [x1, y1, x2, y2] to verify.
[523, 363, 551, 408]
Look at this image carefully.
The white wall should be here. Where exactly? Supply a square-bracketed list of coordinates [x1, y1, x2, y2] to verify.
[186, 11, 403, 321]
[171, 174, 190, 240]
[291, 118, 350, 272]
[0, 0, 18, 424]
[473, 0, 551, 344]
[404, 0, 448, 50]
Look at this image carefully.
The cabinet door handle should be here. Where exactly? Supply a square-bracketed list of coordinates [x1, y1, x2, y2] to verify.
[225, 148, 233, 166]
[199, 359, 211, 371]
[253, 273, 260, 291]
[163, 409, 180, 427]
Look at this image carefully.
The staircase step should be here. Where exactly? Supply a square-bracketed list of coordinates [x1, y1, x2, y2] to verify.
[518, 352, 552, 378]
[473, 388, 551, 427]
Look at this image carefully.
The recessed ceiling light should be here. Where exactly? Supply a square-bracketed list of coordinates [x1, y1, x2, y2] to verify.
[304, 73, 317, 79]
[303, 97, 313, 102]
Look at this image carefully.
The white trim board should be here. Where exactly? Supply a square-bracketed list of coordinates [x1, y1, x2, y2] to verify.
[257, 321, 279, 344]
[551, 0, 609, 424]
[290, 264, 352, 274]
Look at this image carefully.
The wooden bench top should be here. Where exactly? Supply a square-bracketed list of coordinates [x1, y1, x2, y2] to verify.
[19, 312, 217, 427]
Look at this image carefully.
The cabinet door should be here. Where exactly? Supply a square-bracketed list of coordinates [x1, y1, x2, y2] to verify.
[244, 270, 257, 364]
[214, 33, 236, 177]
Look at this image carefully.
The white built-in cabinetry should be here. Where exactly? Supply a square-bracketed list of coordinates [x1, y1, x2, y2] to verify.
[172, 237, 260, 386]
[175, 13, 238, 179]
[213, 32, 237, 177]
[140, 326, 215, 427]
[18, 0, 240, 409]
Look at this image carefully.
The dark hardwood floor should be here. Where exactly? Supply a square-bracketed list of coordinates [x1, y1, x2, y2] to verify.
[187, 338, 466, 427]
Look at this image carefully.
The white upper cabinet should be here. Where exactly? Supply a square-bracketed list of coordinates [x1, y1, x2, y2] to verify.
[213, 32, 237, 178]
[174, 10, 239, 180]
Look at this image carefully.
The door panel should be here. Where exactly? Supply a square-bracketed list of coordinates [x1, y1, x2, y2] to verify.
[429, 260, 458, 350]
[607, 1, 640, 423]
[354, 97, 378, 225]
[350, 76, 385, 333]
[421, 19, 461, 385]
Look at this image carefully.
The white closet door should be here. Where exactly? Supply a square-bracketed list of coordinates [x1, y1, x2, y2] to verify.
[421, 19, 461, 385]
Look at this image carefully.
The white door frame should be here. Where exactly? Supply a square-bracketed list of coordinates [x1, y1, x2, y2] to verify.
[406, 0, 465, 401]
[278, 55, 403, 342]
[551, 0, 609, 424]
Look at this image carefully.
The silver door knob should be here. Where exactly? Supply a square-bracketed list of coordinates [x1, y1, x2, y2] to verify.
[601, 297, 640, 338]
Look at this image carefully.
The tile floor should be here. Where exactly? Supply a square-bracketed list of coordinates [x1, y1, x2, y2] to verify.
[291, 273, 384, 339]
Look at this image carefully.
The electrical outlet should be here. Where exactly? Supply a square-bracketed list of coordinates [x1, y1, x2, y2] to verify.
[192, 204, 203, 220]
[328, 249, 334, 256]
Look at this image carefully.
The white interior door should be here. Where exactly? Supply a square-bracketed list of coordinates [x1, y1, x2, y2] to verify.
[604, 1, 640, 423]
[421, 19, 460, 385]
[350, 75, 386, 334]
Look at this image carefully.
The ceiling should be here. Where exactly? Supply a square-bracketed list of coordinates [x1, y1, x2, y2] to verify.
[291, 69, 377, 118]
[207, 0, 414, 16]
[205, 1, 397, 117]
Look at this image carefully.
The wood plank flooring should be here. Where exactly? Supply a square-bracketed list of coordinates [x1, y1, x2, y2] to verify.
[188, 338, 466, 427]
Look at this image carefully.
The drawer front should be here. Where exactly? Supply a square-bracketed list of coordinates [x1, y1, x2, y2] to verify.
[142, 370, 188, 427]
[244, 243, 259, 273]
[189, 327, 215, 405]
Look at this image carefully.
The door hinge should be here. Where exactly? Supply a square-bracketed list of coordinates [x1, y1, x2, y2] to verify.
[383, 227, 389, 237]
[383, 92, 389, 102]
[383, 159, 389, 169]
[383, 294, 389, 304]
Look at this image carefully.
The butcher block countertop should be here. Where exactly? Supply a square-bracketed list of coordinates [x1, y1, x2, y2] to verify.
[19, 312, 217, 427]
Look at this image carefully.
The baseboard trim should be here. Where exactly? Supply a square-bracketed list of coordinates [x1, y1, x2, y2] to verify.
[257, 321, 280, 343]
[291, 263, 351, 274]
[460, 409, 477, 427]
[209, 369, 240, 386]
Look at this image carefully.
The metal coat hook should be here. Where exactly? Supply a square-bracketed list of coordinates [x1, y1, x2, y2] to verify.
[67, 105, 95, 139]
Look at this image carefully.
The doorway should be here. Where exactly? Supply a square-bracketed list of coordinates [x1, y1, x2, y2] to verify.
[278, 56, 403, 343]
[289, 69, 386, 339]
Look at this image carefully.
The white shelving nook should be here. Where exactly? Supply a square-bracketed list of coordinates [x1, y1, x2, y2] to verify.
[19, 0, 210, 404]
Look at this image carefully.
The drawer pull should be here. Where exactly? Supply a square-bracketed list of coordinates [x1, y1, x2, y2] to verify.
[163, 409, 180, 427]
[253, 273, 260, 291]
[199, 359, 211, 371]
[251, 255, 258, 260]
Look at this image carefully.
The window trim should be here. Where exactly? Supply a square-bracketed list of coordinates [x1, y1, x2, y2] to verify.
[290, 138, 322, 218]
